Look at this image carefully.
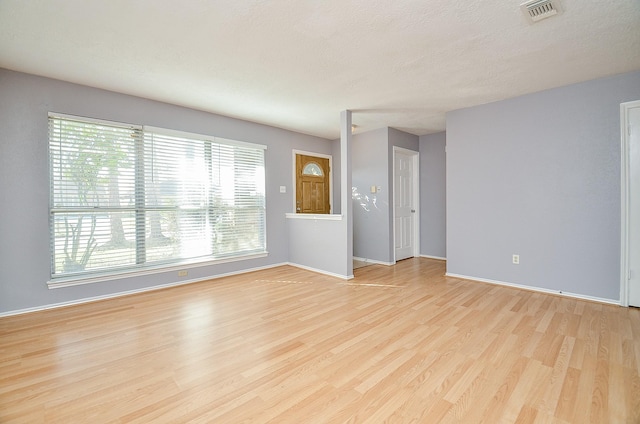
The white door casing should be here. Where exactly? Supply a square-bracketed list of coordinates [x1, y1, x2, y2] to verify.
[621, 100, 640, 307]
[394, 148, 419, 261]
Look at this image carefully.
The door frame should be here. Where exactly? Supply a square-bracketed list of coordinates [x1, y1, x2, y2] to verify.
[620, 100, 640, 307]
[292, 149, 333, 214]
[392, 147, 420, 262]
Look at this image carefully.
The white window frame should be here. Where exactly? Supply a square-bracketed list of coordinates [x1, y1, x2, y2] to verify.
[48, 113, 267, 288]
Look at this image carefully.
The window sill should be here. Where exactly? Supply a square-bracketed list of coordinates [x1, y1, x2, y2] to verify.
[285, 213, 343, 220]
[47, 252, 268, 289]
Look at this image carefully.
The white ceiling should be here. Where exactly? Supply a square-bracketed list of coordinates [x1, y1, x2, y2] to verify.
[1, 0, 639, 139]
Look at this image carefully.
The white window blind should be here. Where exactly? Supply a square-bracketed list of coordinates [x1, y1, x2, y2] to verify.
[49, 114, 266, 279]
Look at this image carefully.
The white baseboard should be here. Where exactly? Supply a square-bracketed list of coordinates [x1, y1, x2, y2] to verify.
[420, 255, 446, 261]
[0, 262, 289, 318]
[288, 262, 354, 280]
[445, 273, 620, 305]
[353, 257, 395, 266]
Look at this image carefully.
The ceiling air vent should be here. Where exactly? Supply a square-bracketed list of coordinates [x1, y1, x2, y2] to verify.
[520, 0, 562, 23]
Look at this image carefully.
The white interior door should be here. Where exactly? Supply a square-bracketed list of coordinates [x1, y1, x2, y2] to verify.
[626, 101, 640, 307]
[394, 149, 418, 261]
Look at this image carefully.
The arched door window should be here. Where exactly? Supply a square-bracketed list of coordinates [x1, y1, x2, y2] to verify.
[302, 162, 323, 176]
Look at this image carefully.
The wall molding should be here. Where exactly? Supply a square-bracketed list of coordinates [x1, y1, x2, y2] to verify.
[0, 262, 288, 318]
[445, 272, 619, 306]
[5, 263, 620, 317]
[288, 262, 354, 280]
[420, 255, 446, 261]
[47, 252, 269, 289]
[353, 257, 395, 266]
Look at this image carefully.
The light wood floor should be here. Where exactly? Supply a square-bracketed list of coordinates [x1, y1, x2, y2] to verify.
[1, 258, 639, 423]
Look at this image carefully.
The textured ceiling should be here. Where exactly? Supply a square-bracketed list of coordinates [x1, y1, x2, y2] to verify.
[1, 0, 639, 139]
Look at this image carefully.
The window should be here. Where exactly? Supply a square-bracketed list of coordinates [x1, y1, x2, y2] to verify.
[49, 114, 266, 280]
[302, 162, 323, 176]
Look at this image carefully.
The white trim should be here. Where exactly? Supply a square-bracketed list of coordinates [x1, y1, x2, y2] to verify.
[292, 149, 333, 159]
[48, 113, 268, 286]
[48, 114, 268, 150]
[445, 273, 619, 305]
[144, 125, 266, 150]
[620, 100, 640, 307]
[285, 213, 343, 220]
[1, 262, 288, 318]
[47, 252, 269, 289]
[49, 112, 140, 130]
[48, 112, 267, 150]
[292, 150, 333, 214]
[353, 256, 395, 266]
[420, 255, 447, 261]
[287, 262, 354, 280]
[392, 146, 420, 262]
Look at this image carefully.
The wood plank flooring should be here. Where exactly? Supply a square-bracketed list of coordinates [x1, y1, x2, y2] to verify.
[1, 258, 639, 423]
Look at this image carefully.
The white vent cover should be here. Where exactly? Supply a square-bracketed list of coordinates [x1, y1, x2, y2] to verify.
[520, 0, 563, 23]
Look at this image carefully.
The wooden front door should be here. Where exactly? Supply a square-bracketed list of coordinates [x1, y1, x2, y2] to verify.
[296, 154, 330, 214]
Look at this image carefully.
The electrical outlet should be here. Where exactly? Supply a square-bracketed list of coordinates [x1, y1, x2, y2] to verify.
[512, 254, 520, 265]
[178, 270, 188, 277]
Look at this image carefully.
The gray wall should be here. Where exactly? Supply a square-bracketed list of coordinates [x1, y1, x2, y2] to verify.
[287, 216, 350, 278]
[446, 70, 640, 301]
[352, 128, 390, 262]
[419, 131, 446, 259]
[388, 127, 420, 151]
[0, 69, 332, 314]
